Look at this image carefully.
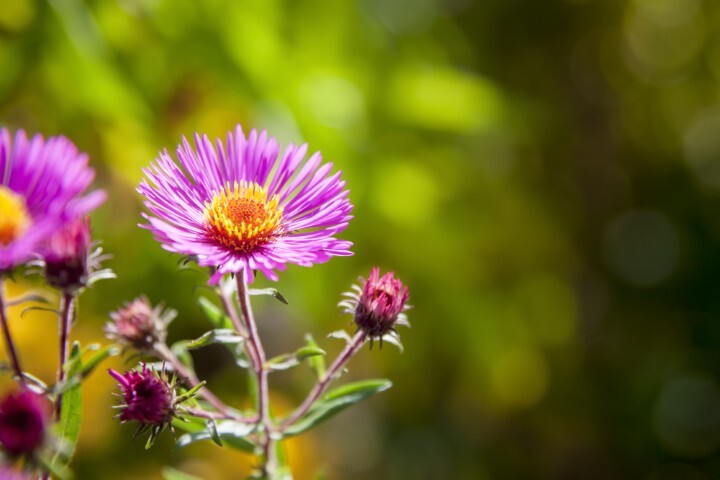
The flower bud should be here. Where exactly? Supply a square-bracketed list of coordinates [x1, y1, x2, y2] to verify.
[43, 217, 92, 293]
[340, 268, 410, 345]
[105, 297, 173, 352]
[0, 389, 50, 456]
[109, 366, 174, 425]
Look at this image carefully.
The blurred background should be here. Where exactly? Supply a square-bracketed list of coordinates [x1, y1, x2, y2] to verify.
[2, 0, 720, 478]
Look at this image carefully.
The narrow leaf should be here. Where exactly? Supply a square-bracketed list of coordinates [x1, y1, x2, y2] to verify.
[266, 346, 325, 372]
[186, 329, 244, 350]
[283, 379, 392, 437]
[198, 297, 233, 329]
[171, 341, 194, 370]
[304, 334, 326, 378]
[248, 288, 288, 304]
[207, 419, 222, 446]
[53, 342, 83, 468]
[6, 292, 51, 307]
[176, 420, 255, 452]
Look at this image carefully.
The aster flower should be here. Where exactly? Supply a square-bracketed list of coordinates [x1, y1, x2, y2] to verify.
[340, 268, 411, 348]
[0, 389, 51, 457]
[0, 128, 105, 272]
[138, 125, 353, 284]
[105, 297, 175, 352]
[109, 365, 200, 447]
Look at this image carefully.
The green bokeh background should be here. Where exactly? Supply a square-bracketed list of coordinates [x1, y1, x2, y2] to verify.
[3, 0, 720, 478]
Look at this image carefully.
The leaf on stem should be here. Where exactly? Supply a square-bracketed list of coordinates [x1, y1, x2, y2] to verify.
[206, 418, 222, 446]
[176, 420, 256, 452]
[197, 297, 234, 329]
[52, 342, 83, 469]
[5, 291, 52, 307]
[265, 346, 326, 372]
[304, 334, 326, 379]
[327, 330, 353, 345]
[283, 379, 392, 437]
[186, 329, 244, 350]
[247, 288, 288, 304]
[171, 341, 195, 370]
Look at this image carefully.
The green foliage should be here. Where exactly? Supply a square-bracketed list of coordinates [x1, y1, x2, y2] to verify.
[283, 379, 392, 437]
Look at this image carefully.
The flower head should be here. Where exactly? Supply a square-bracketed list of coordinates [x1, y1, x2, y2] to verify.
[0, 128, 105, 272]
[105, 297, 174, 352]
[340, 268, 410, 347]
[0, 389, 51, 456]
[109, 365, 174, 425]
[42, 217, 91, 292]
[138, 125, 353, 284]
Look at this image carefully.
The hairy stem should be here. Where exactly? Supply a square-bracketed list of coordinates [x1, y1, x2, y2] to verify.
[236, 274, 276, 478]
[55, 292, 75, 418]
[279, 331, 367, 430]
[0, 277, 25, 385]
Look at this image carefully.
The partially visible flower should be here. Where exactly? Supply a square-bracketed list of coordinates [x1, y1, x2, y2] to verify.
[105, 297, 174, 352]
[0, 389, 51, 456]
[0, 128, 105, 272]
[138, 125, 353, 285]
[340, 268, 410, 347]
[109, 366, 174, 425]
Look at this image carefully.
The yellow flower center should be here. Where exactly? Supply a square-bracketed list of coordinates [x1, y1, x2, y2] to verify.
[0, 186, 30, 247]
[204, 181, 284, 253]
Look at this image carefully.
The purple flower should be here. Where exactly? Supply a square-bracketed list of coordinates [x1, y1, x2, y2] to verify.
[109, 366, 174, 425]
[0, 128, 105, 272]
[138, 125, 353, 284]
[340, 268, 411, 342]
[105, 297, 174, 352]
[43, 217, 92, 292]
[0, 389, 50, 456]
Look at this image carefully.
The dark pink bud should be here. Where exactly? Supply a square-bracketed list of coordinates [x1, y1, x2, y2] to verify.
[43, 217, 92, 293]
[109, 366, 173, 425]
[105, 297, 172, 351]
[340, 268, 410, 343]
[0, 389, 50, 456]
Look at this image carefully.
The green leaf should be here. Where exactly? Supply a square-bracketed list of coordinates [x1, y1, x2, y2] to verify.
[53, 342, 83, 468]
[198, 296, 233, 329]
[38, 450, 74, 480]
[186, 329, 244, 350]
[248, 288, 288, 304]
[176, 420, 255, 453]
[162, 467, 203, 480]
[171, 341, 194, 370]
[6, 291, 51, 307]
[304, 334, 326, 379]
[283, 379, 392, 437]
[80, 344, 119, 379]
[172, 415, 206, 434]
[266, 346, 326, 372]
[207, 419, 222, 446]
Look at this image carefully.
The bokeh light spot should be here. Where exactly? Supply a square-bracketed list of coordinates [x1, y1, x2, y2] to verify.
[372, 162, 439, 226]
[684, 108, 720, 189]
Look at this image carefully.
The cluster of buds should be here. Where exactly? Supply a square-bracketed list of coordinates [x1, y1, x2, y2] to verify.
[108, 365, 200, 447]
[0, 389, 50, 458]
[340, 267, 411, 347]
[105, 297, 175, 352]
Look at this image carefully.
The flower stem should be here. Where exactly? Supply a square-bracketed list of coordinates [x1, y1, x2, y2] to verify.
[55, 292, 75, 418]
[235, 274, 276, 478]
[153, 342, 252, 423]
[279, 330, 367, 430]
[0, 276, 25, 386]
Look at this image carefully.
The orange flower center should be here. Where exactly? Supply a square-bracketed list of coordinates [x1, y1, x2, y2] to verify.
[0, 186, 30, 246]
[204, 181, 284, 253]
